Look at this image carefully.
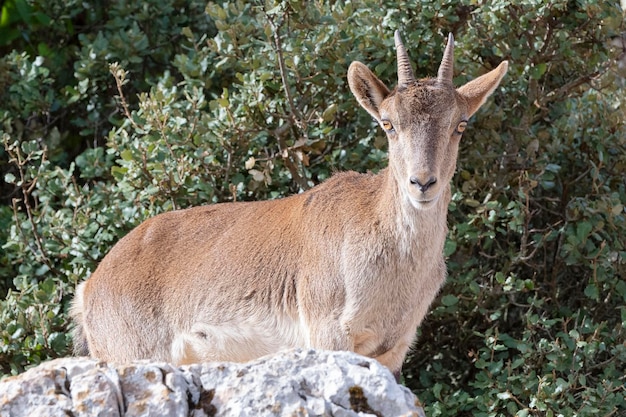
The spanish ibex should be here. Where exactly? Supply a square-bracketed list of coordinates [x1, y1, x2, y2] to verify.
[71, 31, 508, 378]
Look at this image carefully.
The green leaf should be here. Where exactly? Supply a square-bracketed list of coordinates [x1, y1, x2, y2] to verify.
[584, 284, 599, 300]
[444, 239, 457, 257]
[33, 11, 51, 26]
[530, 63, 547, 79]
[14, 0, 33, 24]
[35, 264, 50, 276]
[37, 42, 51, 57]
[576, 221, 592, 244]
[432, 382, 443, 399]
[441, 294, 459, 307]
[111, 165, 128, 180]
[120, 149, 134, 161]
[4, 173, 16, 183]
[497, 391, 512, 400]
[545, 163, 561, 173]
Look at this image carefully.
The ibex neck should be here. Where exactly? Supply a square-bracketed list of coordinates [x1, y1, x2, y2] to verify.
[377, 167, 449, 254]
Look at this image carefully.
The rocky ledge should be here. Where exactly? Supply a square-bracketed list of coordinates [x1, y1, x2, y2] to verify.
[0, 349, 426, 417]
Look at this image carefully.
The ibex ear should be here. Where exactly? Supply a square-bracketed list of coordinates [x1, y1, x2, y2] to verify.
[458, 61, 508, 117]
[348, 61, 391, 120]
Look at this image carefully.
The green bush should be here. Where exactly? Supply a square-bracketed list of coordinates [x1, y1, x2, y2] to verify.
[1, 1, 624, 415]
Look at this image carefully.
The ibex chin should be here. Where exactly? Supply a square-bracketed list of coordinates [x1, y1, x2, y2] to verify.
[71, 31, 507, 378]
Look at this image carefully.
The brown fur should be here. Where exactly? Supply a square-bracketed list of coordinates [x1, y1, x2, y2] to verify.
[71, 32, 508, 376]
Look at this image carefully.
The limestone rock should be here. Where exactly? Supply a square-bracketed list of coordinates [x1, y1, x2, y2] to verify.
[0, 349, 426, 417]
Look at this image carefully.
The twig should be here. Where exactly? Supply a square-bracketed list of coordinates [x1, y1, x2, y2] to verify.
[110, 63, 141, 131]
[5, 140, 61, 275]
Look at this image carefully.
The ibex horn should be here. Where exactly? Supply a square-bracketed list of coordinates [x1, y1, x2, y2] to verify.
[437, 33, 455, 84]
[395, 30, 416, 87]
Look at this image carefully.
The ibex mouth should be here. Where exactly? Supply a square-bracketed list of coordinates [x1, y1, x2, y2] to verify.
[409, 192, 441, 209]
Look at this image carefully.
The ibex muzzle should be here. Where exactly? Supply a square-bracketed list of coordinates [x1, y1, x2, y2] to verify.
[71, 31, 507, 379]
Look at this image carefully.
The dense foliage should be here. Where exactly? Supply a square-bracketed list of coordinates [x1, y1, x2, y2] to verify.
[1, 1, 624, 416]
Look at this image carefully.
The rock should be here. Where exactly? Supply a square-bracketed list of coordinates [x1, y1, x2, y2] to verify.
[0, 349, 426, 417]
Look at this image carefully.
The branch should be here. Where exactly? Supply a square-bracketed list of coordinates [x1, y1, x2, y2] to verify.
[262, 5, 311, 190]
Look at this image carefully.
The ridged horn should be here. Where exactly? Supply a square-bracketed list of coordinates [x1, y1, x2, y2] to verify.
[395, 30, 415, 87]
[437, 33, 455, 84]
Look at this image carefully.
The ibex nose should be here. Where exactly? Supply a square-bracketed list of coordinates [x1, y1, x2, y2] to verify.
[409, 174, 437, 193]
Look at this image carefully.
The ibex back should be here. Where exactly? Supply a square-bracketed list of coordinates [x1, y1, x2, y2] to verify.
[71, 31, 507, 378]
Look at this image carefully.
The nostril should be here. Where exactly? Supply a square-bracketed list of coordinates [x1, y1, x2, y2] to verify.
[410, 175, 437, 192]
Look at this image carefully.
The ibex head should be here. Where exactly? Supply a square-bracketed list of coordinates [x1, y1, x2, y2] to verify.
[348, 31, 508, 209]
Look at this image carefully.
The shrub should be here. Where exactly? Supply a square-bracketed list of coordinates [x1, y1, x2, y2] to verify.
[1, 1, 624, 415]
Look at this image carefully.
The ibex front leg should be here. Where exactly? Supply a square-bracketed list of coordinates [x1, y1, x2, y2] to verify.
[306, 316, 354, 352]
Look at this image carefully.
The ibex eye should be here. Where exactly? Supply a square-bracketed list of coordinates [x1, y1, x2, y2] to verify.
[381, 120, 394, 131]
[456, 121, 468, 134]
